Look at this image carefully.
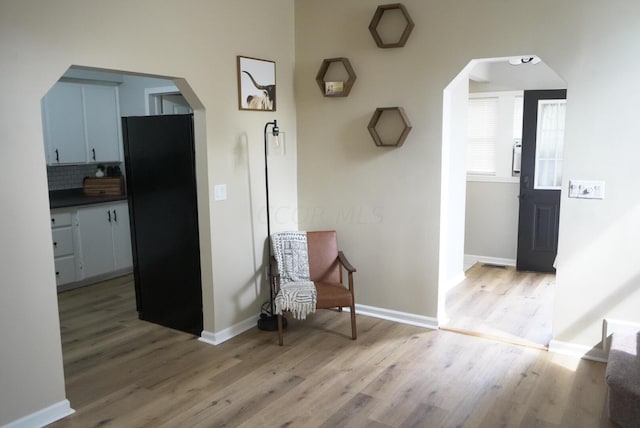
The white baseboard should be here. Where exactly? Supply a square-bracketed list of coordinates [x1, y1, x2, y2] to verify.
[603, 318, 640, 351]
[346, 303, 439, 330]
[3, 399, 74, 428]
[443, 272, 466, 292]
[463, 255, 478, 271]
[464, 254, 516, 271]
[200, 305, 440, 346]
[199, 315, 259, 346]
[548, 320, 640, 362]
[548, 340, 608, 363]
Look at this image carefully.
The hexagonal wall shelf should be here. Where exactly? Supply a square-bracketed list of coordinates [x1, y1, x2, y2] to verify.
[315, 57, 357, 97]
[368, 3, 415, 48]
[367, 107, 412, 147]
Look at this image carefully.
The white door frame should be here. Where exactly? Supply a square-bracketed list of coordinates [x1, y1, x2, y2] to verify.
[144, 85, 180, 115]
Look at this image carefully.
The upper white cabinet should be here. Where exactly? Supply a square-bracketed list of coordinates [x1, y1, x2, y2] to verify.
[42, 80, 122, 165]
[42, 82, 87, 164]
[84, 84, 122, 163]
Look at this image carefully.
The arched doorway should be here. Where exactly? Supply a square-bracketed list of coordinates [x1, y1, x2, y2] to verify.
[438, 56, 566, 347]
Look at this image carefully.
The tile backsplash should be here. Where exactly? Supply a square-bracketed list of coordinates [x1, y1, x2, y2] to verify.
[47, 163, 123, 190]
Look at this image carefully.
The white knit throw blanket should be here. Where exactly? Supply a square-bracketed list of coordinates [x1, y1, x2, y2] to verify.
[271, 231, 317, 320]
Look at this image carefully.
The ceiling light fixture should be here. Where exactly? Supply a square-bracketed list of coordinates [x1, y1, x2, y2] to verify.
[508, 56, 542, 66]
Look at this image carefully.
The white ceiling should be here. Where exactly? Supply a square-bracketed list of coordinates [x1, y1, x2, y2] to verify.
[469, 58, 566, 92]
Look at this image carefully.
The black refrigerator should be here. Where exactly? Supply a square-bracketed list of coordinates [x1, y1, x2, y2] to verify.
[122, 114, 203, 336]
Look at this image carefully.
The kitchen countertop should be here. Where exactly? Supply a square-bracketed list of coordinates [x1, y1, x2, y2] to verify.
[49, 188, 127, 209]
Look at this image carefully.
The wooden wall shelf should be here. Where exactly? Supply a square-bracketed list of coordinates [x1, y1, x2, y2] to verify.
[315, 57, 357, 97]
[367, 107, 412, 147]
[368, 3, 415, 48]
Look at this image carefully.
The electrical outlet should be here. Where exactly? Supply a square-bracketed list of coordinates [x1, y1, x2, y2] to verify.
[568, 180, 605, 199]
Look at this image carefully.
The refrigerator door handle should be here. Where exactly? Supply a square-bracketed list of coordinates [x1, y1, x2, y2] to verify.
[107, 210, 111, 223]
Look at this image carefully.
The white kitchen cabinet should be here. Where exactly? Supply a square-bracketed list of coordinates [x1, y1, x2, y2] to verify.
[111, 202, 132, 270]
[84, 84, 122, 163]
[77, 201, 132, 279]
[42, 82, 87, 164]
[54, 256, 77, 286]
[42, 80, 122, 165]
[50, 208, 79, 286]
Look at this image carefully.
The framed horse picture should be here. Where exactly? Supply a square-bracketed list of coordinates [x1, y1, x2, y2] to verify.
[237, 56, 276, 111]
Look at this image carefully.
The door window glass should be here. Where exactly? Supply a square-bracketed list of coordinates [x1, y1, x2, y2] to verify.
[534, 99, 566, 189]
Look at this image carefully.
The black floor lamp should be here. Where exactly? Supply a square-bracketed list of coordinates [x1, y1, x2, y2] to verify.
[257, 120, 287, 331]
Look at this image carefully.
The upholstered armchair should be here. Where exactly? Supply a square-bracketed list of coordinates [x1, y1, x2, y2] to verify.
[270, 230, 357, 346]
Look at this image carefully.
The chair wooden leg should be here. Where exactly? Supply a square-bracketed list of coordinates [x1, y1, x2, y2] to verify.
[338, 306, 343, 312]
[277, 314, 284, 346]
[350, 304, 357, 340]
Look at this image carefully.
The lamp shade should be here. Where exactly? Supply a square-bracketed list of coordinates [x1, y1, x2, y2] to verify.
[266, 130, 286, 157]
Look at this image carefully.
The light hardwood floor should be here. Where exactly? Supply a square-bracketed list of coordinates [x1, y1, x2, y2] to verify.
[50, 275, 614, 428]
[445, 263, 556, 348]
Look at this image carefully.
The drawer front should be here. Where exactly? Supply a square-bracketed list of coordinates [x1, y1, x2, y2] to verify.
[54, 256, 76, 286]
[51, 211, 72, 228]
[52, 228, 74, 257]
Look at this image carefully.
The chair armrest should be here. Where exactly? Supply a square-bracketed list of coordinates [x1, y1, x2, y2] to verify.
[338, 251, 356, 273]
[269, 256, 280, 278]
[269, 256, 281, 291]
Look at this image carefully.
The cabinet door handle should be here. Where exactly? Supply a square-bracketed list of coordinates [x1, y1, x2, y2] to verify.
[51, 218, 55, 224]
[108, 210, 111, 223]
[56, 271, 60, 276]
[92, 148, 96, 161]
[113, 209, 117, 222]
[55, 149, 59, 162]
[53, 241, 57, 247]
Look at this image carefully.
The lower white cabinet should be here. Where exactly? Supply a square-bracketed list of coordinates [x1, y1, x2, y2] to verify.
[76, 201, 132, 279]
[50, 201, 132, 288]
[50, 209, 79, 286]
[54, 256, 77, 285]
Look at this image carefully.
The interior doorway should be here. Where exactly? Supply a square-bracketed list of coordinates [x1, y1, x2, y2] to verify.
[145, 85, 193, 115]
[438, 55, 567, 347]
[43, 65, 208, 409]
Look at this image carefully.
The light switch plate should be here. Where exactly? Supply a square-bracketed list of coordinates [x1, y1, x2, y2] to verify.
[568, 180, 605, 199]
[214, 184, 227, 201]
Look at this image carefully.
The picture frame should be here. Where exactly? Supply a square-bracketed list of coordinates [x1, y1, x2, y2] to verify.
[324, 81, 344, 95]
[237, 56, 276, 111]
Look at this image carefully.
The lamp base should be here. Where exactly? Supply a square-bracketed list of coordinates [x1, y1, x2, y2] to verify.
[257, 314, 287, 331]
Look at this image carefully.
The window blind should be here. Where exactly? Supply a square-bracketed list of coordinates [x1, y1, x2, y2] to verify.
[467, 97, 498, 175]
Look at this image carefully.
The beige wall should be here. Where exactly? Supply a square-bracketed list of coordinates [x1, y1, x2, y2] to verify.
[0, 0, 297, 424]
[295, 0, 640, 349]
[465, 181, 519, 261]
[4, 0, 640, 424]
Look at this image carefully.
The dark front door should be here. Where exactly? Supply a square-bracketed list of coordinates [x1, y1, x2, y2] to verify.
[122, 114, 203, 335]
[517, 90, 567, 272]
